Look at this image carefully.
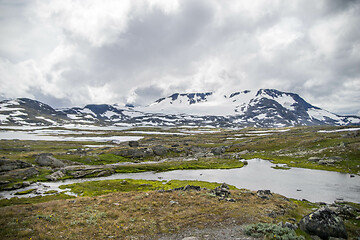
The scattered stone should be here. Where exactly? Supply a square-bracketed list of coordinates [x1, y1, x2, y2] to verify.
[183, 185, 201, 191]
[212, 183, 231, 199]
[299, 206, 347, 239]
[0, 159, 32, 172]
[128, 141, 139, 148]
[182, 237, 199, 240]
[45, 170, 65, 181]
[257, 190, 272, 200]
[35, 154, 66, 168]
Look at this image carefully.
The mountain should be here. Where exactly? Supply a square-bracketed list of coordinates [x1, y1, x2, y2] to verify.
[1, 89, 359, 127]
[0, 98, 68, 126]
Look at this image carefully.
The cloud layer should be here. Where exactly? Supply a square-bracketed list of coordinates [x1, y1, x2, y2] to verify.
[0, 0, 359, 115]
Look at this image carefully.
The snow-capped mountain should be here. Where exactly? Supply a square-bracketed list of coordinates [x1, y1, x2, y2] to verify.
[1, 89, 359, 127]
[0, 98, 68, 126]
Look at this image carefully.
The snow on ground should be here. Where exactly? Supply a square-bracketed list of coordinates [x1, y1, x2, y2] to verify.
[102, 111, 118, 118]
[0, 114, 8, 122]
[318, 127, 360, 133]
[9, 110, 27, 116]
[127, 131, 188, 135]
[307, 108, 342, 122]
[121, 110, 145, 118]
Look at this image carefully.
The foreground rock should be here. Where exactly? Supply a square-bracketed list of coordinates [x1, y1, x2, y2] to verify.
[299, 206, 347, 239]
[35, 154, 67, 168]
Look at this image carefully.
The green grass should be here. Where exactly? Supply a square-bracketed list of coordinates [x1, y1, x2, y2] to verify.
[0, 193, 75, 208]
[59, 179, 238, 197]
[14, 189, 36, 195]
[53, 153, 132, 165]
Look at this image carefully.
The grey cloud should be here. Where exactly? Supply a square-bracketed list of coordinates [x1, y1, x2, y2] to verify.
[0, 0, 359, 115]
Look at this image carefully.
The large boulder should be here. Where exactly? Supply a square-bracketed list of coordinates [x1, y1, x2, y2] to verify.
[299, 206, 347, 239]
[35, 154, 66, 168]
[0, 159, 32, 172]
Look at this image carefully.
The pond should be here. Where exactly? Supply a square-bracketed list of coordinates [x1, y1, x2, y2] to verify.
[1, 159, 359, 203]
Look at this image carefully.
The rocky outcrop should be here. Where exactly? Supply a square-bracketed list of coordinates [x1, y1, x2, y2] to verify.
[211, 147, 225, 156]
[35, 154, 67, 168]
[45, 170, 65, 181]
[63, 165, 115, 178]
[299, 206, 347, 239]
[257, 190, 272, 200]
[0, 167, 39, 180]
[212, 183, 230, 198]
[152, 145, 168, 156]
[0, 159, 32, 172]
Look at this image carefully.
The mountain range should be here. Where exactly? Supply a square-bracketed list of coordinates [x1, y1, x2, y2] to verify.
[0, 89, 359, 128]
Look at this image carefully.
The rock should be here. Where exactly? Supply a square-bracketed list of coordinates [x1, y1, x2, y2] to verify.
[183, 185, 201, 191]
[283, 222, 298, 230]
[152, 145, 168, 156]
[350, 174, 355, 178]
[45, 170, 65, 181]
[211, 146, 225, 156]
[212, 183, 231, 198]
[128, 141, 139, 147]
[319, 160, 336, 165]
[308, 157, 321, 162]
[299, 206, 347, 239]
[329, 204, 358, 220]
[238, 150, 250, 155]
[257, 190, 272, 200]
[67, 168, 115, 178]
[182, 237, 199, 240]
[1, 167, 39, 181]
[35, 154, 66, 168]
[0, 159, 32, 172]
[169, 200, 179, 206]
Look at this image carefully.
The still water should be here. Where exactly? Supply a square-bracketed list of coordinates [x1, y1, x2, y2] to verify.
[1, 159, 359, 203]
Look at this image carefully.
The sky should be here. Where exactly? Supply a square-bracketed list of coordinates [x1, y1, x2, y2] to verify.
[0, 0, 359, 115]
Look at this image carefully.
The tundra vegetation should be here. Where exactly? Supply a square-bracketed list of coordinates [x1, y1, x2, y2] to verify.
[0, 125, 359, 239]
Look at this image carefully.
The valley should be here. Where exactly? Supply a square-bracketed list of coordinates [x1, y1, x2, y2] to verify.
[0, 125, 359, 239]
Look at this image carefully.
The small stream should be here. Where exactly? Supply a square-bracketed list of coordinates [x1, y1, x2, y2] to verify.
[1, 159, 359, 203]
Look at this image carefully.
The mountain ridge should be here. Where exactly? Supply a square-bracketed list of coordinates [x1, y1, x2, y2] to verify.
[0, 89, 359, 128]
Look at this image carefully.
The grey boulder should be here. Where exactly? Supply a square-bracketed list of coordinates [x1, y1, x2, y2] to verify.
[299, 206, 347, 239]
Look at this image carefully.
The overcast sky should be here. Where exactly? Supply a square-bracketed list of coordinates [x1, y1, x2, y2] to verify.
[0, 0, 359, 115]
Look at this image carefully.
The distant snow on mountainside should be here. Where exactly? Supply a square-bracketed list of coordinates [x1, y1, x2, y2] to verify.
[1, 89, 359, 127]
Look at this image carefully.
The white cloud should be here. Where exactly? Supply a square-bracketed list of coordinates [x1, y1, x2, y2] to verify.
[0, 0, 359, 114]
